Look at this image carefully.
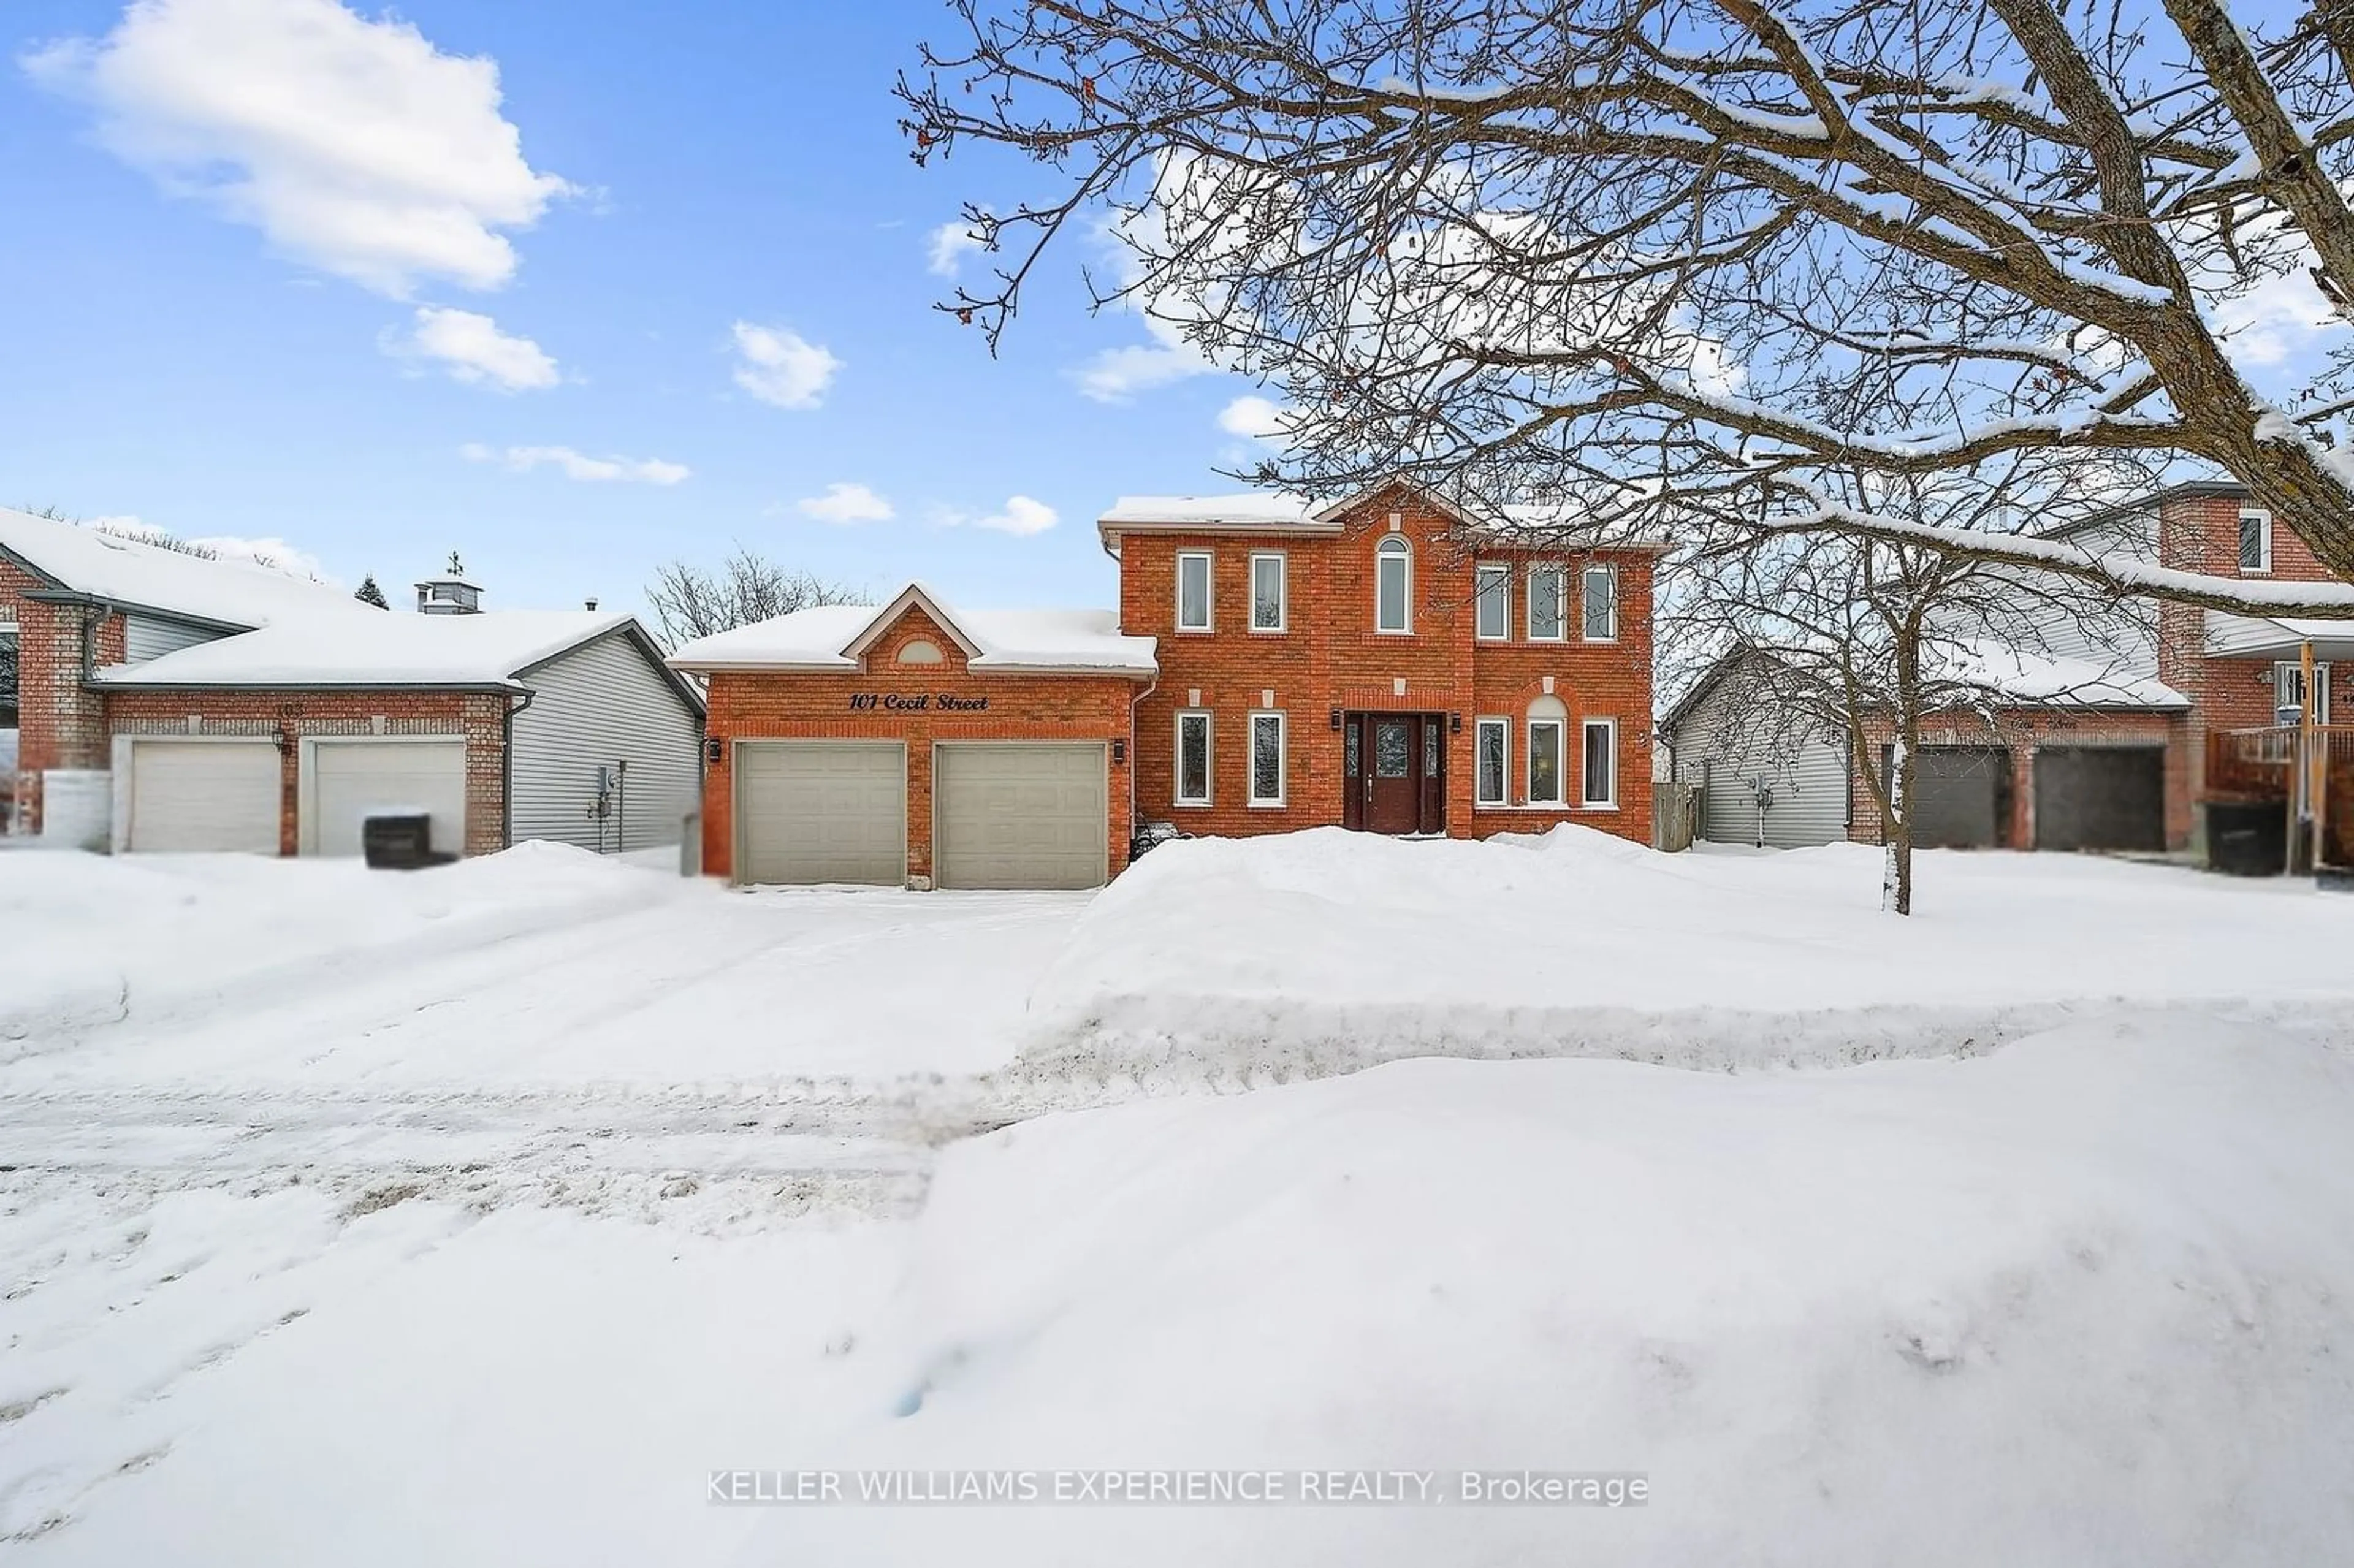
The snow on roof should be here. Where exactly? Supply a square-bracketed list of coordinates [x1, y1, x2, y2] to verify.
[1100, 493, 1324, 527]
[91, 610, 639, 690]
[0, 506, 368, 630]
[1940, 639, 2188, 709]
[2204, 611, 2354, 659]
[666, 583, 1158, 675]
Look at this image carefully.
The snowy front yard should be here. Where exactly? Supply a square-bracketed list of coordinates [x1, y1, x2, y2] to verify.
[4, 833, 2353, 1564]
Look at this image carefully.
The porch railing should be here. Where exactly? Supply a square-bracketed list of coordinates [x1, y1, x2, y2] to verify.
[2207, 725, 2354, 870]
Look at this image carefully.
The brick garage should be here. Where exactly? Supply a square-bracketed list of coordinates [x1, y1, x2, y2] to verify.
[1849, 708, 2188, 850]
[679, 593, 1150, 887]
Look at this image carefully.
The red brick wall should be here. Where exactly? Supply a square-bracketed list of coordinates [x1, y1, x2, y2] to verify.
[696, 606, 1143, 883]
[1118, 486, 1656, 843]
[105, 689, 511, 856]
[1848, 707, 2187, 848]
[4, 561, 123, 834]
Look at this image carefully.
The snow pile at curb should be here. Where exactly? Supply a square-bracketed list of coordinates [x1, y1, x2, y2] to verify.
[1015, 827, 2354, 1076]
[0, 843, 701, 1051]
[756, 1018, 2354, 1564]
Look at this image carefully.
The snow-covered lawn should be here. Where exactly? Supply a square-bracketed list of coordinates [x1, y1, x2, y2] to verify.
[5, 832, 2352, 1563]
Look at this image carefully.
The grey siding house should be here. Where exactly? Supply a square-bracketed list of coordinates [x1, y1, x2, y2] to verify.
[511, 627, 704, 853]
[1662, 653, 1853, 848]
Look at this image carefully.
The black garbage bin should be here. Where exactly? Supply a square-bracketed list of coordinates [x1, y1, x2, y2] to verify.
[362, 812, 455, 870]
[2205, 797, 2287, 876]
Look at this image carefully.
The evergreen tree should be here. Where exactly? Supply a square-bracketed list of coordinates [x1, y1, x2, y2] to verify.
[354, 573, 390, 610]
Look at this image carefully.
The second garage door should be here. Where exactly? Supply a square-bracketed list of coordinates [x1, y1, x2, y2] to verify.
[308, 740, 468, 857]
[934, 743, 1107, 890]
[126, 739, 281, 853]
[2035, 747, 2165, 851]
[735, 742, 907, 885]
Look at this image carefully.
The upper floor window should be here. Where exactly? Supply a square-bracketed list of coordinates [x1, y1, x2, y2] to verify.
[2239, 509, 2272, 574]
[1250, 552, 1287, 633]
[1176, 550, 1213, 631]
[1474, 563, 1510, 640]
[1375, 536, 1412, 633]
[1581, 565, 1618, 642]
[1528, 565, 1566, 642]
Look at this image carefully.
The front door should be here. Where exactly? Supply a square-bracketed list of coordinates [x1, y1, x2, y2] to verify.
[1347, 712, 1443, 834]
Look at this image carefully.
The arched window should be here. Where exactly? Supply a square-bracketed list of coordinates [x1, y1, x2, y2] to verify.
[896, 637, 944, 666]
[1374, 535, 1412, 634]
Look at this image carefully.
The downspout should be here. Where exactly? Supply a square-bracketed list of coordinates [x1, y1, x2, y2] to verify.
[503, 687, 536, 850]
[1127, 675, 1157, 862]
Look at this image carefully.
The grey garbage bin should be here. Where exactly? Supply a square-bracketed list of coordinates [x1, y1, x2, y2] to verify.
[2205, 798, 2287, 877]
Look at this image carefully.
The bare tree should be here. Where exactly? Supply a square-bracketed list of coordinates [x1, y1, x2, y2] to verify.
[642, 547, 865, 649]
[902, 0, 2354, 613]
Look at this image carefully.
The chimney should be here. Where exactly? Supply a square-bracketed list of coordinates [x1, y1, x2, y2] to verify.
[415, 550, 484, 615]
[584, 597, 599, 612]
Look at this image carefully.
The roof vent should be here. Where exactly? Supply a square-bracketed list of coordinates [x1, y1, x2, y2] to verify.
[416, 550, 483, 615]
[584, 596, 599, 612]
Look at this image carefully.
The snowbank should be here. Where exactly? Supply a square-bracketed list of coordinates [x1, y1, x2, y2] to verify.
[756, 1017, 2354, 1564]
[1015, 827, 2354, 1079]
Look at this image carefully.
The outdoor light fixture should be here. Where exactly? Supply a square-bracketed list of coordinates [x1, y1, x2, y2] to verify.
[1112, 739, 1126, 762]
[1330, 708, 1343, 731]
[705, 737, 723, 764]
[1450, 711, 1463, 733]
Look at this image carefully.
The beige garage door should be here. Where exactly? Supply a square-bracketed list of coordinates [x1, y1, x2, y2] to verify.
[127, 740, 281, 854]
[309, 740, 468, 857]
[934, 743, 1107, 890]
[735, 742, 906, 885]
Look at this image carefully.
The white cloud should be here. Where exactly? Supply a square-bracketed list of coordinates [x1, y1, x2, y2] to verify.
[23, 0, 573, 297]
[928, 218, 987, 276]
[383, 306, 558, 391]
[1216, 394, 1292, 445]
[938, 495, 1057, 536]
[2211, 269, 2343, 367]
[730, 321, 842, 409]
[462, 443, 688, 485]
[1074, 313, 1218, 402]
[795, 482, 894, 525]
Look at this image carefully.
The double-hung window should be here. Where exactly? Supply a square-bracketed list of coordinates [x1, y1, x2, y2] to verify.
[1582, 718, 1617, 807]
[2239, 509, 2273, 574]
[1249, 710, 1286, 805]
[1581, 564, 1618, 642]
[1176, 550, 1214, 631]
[1249, 552, 1286, 633]
[1375, 536, 1412, 633]
[1527, 565, 1566, 642]
[1474, 563, 1510, 641]
[1474, 718, 1509, 806]
[1175, 711, 1212, 805]
[1527, 718, 1565, 804]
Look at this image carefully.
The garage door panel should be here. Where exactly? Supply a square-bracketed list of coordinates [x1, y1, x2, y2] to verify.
[128, 741, 281, 854]
[736, 744, 905, 885]
[311, 742, 468, 857]
[935, 744, 1105, 890]
[1885, 747, 2009, 848]
[2035, 748, 2164, 852]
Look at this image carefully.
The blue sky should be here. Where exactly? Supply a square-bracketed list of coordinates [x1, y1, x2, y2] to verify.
[0, 0, 1273, 618]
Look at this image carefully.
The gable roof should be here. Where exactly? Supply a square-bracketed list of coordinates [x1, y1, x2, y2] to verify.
[0, 506, 370, 631]
[665, 581, 1158, 677]
[88, 610, 683, 696]
[1659, 639, 2186, 733]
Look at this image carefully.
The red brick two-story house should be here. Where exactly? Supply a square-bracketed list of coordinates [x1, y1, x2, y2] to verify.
[674, 481, 1661, 888]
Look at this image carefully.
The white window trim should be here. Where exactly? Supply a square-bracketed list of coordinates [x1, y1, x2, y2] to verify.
[1374, 536, 1413, 634]
[1474, 563, 1510, 642]
[1581, 717, 1619, 807]
[2274, 661, 2332, 723]
[1527, 718, 1566, 805]
[2240, 509, 2274, 575]
[1175, 550, 1214, 633]
[1526, 564, 1567, 642]
[1248, 551, 1287, 634]
[1580, 563, 1618, 643]
[1247, 710, 1287, 807]
[1174, 709, 1213, 805]
[1474, 717, 1510, 806]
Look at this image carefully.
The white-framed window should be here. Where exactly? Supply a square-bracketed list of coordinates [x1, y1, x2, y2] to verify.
[1527, 565, 1566, 641]
[1375, 535, 1412, 633]
[1474, 563, 1510, 641]
[1528, 718, 1565, 804]
[1248, 710, 1286, 805]
[2274, 661, 2333, 723]
[2239, 509, 2273, 574]
[1582, 718, 1618, 806]
[1176, 550, 1214, 631]
[1175, 710, 1212, 804]
[1581, 564, 1618, 642]
[1474, 718, 1509, 805]
[1249, 552, 1287, 633]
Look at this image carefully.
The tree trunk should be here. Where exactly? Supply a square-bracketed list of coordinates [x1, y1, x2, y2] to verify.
[1883, 626, 1923, 916]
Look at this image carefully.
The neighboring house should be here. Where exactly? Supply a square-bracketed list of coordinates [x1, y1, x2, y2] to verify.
[1658, 481, 2352, 854]
[673, 480, 1661, 888]
[2, 507, 701, 856]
